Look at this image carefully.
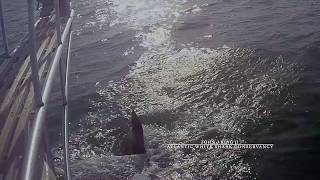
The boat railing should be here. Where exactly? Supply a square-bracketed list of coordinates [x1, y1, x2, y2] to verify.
[0, 0, 74, 180]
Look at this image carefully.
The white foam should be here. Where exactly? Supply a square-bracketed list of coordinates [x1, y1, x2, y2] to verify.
[138, 26, 174, 50]
[203, 34, 213, 39]
[107, 0, 183, 28]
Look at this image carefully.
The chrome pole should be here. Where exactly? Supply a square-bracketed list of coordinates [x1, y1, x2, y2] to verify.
[57, 6, 72, 178]
[27, 0, 43, 107]
[59, 55, 66, 105]
[63, 29, 73, 180]
[21, 10, 74, 180]
[0, 0, 9, 56]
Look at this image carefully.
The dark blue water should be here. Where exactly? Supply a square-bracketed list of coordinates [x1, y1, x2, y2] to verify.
[2, 0, 320, 179]
[0, 0, 30, 55]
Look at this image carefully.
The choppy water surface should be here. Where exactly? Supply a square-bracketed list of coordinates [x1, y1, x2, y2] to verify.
[2, 0, 320, 179]
[0, 0, 29, 57]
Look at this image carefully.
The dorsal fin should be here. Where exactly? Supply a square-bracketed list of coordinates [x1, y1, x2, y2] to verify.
[131, 110, 146, 154]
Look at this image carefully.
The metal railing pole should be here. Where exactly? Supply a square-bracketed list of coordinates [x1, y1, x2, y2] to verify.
[63, 29, 72, 180]
[57, 3, 72, 177]
[0, 0, 9, 56]
[54, 0, 62, 44]
[21, 10, 74, 180]
[27, 0, 43, 107]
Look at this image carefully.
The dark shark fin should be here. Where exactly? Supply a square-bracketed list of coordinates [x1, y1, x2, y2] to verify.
[131, 110, 146, 154]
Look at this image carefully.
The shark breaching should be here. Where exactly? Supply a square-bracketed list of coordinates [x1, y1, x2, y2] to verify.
[83, 109, 146, 156]
[54, 110, 148, 179]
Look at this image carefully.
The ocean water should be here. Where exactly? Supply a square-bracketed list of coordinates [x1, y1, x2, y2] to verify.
[2, 0, 320, 179]
[0, 0, 29, 56]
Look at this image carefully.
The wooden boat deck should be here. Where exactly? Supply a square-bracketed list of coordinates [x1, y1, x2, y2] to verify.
[0, 17, 58, 180]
